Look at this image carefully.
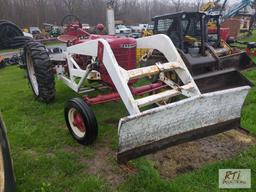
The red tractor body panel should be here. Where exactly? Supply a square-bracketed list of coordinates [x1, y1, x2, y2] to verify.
[58, 27, 137, 86]
[96, 37, 137, 85]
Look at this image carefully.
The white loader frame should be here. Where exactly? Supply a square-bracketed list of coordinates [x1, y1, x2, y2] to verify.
[55, 34, 202, 115]
[52, 34, 251, 163]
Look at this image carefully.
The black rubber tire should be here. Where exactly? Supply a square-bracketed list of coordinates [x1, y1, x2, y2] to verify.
[7, 36, 32, 49]
[140, 50, 182, 105]
[0, 20, 24, 49]
[0, 114, 16, 191]
[0, 20, 8, 24]
[64, 98, 98, 145]
[139, 50, 168, 83]
[24, 41, 55, 103]
[10, 36, 32, 42]
[0, 21, 23, 37]
[140, 57, 160, 83]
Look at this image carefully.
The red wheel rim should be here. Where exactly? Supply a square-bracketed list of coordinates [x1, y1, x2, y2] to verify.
[68, 108, 86, 138]
[72, 111, 86, 132]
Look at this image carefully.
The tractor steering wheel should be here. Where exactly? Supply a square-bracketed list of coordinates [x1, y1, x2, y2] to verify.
[61, 15, 82, 28]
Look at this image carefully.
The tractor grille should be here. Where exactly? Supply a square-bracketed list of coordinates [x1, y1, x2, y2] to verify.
[100, 46, 137, 86]
[112, 47, 136, 70]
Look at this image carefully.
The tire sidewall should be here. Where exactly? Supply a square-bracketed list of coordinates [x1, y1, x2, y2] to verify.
[25, 47, 40, 98]
[24, 41, 55, 103]
[64, 98, 98, 145]
[0, 115, 16, 191]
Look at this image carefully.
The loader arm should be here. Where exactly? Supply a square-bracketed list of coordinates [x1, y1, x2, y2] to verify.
[64, 35, 201, 115]
[62, 35, 252, 163]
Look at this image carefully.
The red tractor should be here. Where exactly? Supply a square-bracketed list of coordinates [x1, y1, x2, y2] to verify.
[23, 16, 253, 163]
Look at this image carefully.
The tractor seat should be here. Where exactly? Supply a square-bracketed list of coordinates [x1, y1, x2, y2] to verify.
[57, 35, 77, 43]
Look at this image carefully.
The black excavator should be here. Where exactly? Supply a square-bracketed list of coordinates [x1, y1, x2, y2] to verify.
[146, 12, 254, 76]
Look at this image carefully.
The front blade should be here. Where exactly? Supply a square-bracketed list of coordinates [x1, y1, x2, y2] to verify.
[117, 86, 250, 163]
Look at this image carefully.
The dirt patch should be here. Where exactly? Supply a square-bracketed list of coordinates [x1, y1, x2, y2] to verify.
[147, 130, 256, 179]
[64, 129, 255, 185]
[63, 141, 126, 187]
[81, 144, 125, 187]
[103, 118, 119, 127]
[63, 145, 86, 154]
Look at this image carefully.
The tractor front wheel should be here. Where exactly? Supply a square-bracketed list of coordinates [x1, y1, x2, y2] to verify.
[24, 41, 55, 102]
[64, 98, 98, 145]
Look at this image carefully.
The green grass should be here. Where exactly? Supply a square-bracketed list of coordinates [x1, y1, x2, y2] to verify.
[229, 30, 256, 48]
[239, 30, 256, 42]
[42, 41, 64, 46]
[0, 66, 256, 192]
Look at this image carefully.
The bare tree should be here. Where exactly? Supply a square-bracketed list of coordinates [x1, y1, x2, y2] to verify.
[0, 0, 200, 27]
[196, 0, 204, 11]
[170, 0, 182, 12]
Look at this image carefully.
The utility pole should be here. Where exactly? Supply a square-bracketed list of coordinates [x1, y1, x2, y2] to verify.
[106, 0, 115, 35]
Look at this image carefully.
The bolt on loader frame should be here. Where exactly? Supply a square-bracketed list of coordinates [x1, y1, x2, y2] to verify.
[23, 32, 253, 163]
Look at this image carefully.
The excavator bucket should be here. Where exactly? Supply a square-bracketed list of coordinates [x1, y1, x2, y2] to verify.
[219, 51, 255, 71]
[117, 69, 252, 163]
[92, 34, 253, 163]
[178, 49, 254, 76]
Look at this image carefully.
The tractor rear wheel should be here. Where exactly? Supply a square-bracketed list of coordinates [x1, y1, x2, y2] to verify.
[64, 98, 98, 145]
[24, 41, 55, 103]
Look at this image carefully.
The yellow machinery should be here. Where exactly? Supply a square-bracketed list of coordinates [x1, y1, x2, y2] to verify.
[200, 0, 222, 28]
[142, 29, 153, 37]
[200, 1, 216, 12]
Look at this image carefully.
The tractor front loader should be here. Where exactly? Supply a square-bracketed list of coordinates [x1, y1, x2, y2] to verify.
[23, 19, 253, 163]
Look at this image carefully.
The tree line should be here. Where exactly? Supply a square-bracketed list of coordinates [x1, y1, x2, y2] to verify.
[0, 0, 204, 27]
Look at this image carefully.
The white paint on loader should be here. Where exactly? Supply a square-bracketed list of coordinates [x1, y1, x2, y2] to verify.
[118, 86, 250, 153]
